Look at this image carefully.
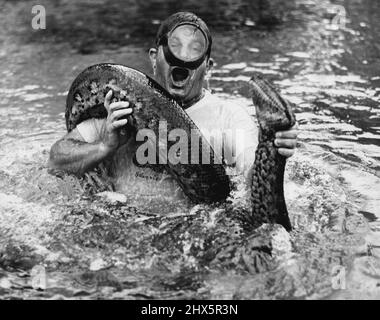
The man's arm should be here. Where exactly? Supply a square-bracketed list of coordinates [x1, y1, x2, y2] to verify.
[48, 90, 133, 176]
[237, 124, 299, 176]
[224, 102, 298, 178]
[48, 128, 113, 176]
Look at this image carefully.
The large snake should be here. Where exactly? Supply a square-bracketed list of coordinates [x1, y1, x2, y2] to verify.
[65, 64, 295, 230]
[248, 74, 296, 231]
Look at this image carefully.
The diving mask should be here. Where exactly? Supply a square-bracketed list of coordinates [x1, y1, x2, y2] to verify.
[158, 23, 210, 70]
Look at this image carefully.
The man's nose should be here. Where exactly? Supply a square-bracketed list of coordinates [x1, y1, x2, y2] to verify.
[178, 46, 191, 61]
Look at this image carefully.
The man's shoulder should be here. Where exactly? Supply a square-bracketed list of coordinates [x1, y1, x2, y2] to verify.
[189, 90, 241, 112]
[197, 90, 253, 118]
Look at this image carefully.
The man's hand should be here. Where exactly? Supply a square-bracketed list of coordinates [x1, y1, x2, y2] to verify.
[274, 124, 298, 158]
[100, 90, 133, 154]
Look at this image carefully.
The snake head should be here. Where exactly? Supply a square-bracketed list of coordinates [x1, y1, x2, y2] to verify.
[249, 74, 296, 132]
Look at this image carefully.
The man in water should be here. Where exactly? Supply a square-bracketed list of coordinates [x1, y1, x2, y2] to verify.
[49, 12, 298, 198]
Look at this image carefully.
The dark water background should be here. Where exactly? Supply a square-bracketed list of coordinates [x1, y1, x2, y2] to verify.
[0, 0, 379, 299]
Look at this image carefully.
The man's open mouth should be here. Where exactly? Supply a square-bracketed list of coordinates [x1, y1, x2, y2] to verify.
[170, 67, 190, 87]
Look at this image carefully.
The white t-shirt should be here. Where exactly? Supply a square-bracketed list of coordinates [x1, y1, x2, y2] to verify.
[77, 90, 258, 198]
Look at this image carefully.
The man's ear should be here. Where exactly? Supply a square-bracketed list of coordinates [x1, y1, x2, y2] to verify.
[204, 58, 214, 90]
[206, 57, 214, 74]
[149, 48, 158, 74]
[207, 58, 214, 70]
[205, 57, 214, 79]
